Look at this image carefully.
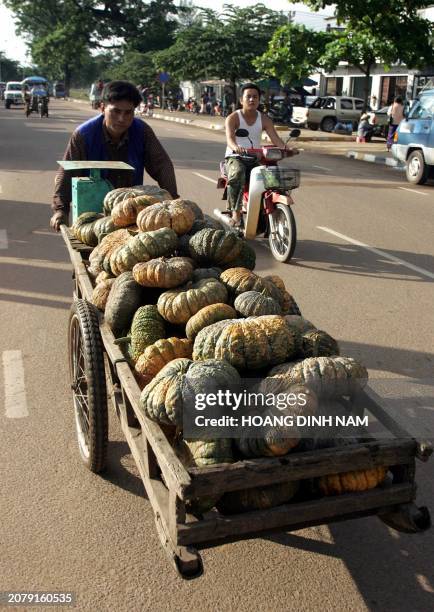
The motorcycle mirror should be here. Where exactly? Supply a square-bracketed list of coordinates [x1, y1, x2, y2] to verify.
[235, 128, 249, 137]
[289, 128, 301, 138]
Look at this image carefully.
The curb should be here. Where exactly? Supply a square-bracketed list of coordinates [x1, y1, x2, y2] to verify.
[346, 150, 405, 169]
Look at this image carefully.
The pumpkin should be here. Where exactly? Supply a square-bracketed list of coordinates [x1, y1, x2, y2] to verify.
[186, 303, 237, 340]
[282, 292, 301, 315]
[217, 481, 299, 515]
[319, 466, 387, 495]
[118, 305, 166, 362]
[111, 194, 160, 227]
[300, 329, 340, 358]
[175, 437, 233, 515]
[132, 256, 194, 289]
[136, 200, 195, 236]
[134, 337, 193, 388]
[263, 274, 286, 293]
[192, 267, 222, 282]
[95, 270, 113, 285]
[285, 315, 316, 335]
[103, 185, 171, 215]
[140, 358, 240, 426]
[219, 268, 284, 308]
[93, 215, 117, 241]
[109, 228, 178, 276]
[104, 271, 145, 337]
[157, 278, 228, 325]
[71, 211, 104, 246]
[89, 228, 132, 276]
[177, 198, 204, 220]
[189, 215, 224, 234]
[250, 379, 319, 419]
[236, 421, 299, 458]
[188, 228, 244, 267]
[268, 356, 368, 400]
[193, 315, 299, 371]
[222, 240, 256, 270]
[234, 290, 281, 317]
[91, 278, 116, 311]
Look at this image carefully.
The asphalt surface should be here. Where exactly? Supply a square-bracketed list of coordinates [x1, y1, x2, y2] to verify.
[1, 100, 434, 612]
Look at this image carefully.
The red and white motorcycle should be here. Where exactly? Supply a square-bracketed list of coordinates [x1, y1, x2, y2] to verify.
[215, 128, 301, 262]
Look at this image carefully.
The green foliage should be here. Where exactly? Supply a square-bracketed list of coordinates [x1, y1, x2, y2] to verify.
[0, 52, 23, 81]
[154, 3, 287, 88]
[106, 51, 160, 89]
[253, 24, 332, 86]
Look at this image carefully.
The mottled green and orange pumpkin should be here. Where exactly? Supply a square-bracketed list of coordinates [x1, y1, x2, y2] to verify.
[134, 337, 193, 388]
[111, 194, 160, 227]
[136, 199, 195, 236]
[234, 290, 281, 317]
[157, 278, 228, 325]
[133, 256, 194, 289]
[109, 227, 178, 276]
[186, 303, 237, 340]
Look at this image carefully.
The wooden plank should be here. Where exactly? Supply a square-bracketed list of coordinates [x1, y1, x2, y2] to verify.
[98, 321, 191, 498]
[185, 439, 415, 498]
[177, 483, 416, 546]
[360, 388, 433, 461]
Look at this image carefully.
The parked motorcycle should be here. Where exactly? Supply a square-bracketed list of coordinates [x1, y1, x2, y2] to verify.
[214, 128, 301, 263]
[266, 100, 295, 126]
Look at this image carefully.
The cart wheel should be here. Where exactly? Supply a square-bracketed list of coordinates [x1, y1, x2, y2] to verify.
[68, 299, 108, 473]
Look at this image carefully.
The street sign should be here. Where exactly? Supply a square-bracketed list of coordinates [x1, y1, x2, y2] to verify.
[158, 72, 170, 83]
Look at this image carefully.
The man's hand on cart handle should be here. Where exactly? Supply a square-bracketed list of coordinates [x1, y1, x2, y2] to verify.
[50, 212, 68, 232]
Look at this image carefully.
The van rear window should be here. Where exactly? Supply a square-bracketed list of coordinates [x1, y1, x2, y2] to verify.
[410, 96, 434, 120]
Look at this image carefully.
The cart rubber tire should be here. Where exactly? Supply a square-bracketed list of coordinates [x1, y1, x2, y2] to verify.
[406, 150, 429, 185]
[268, 202, 297, 262]
[68, 299, 108, 473]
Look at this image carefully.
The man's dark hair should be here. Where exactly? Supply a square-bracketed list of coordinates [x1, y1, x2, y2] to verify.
[102, 80, 142, 107]
[394, 95, 404, 104]
[240, 83, 261, 97]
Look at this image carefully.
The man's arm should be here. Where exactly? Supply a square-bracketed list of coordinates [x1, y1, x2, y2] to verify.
[262, 114, 298, 155]
[225, 112, 244, 154]
[51, 130, 87, 231]
[142, 123, 179, 198]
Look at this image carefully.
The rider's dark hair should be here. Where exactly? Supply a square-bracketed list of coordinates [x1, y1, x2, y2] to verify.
[240, 83, 261, 97]
[102, 81, 141, 107]
[394, 95, 404, 104]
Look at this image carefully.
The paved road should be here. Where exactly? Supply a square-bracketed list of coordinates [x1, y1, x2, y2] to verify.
[1, 100, 434, 612]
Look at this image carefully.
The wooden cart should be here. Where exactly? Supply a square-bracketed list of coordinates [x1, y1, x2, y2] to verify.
[61, 226, 432, 579]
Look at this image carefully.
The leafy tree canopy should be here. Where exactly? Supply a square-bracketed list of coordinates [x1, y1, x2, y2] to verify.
[253, 23, 332, 86]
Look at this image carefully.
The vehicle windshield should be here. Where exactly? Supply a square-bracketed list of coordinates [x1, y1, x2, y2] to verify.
[409, 95, 434, 120]
[8, 84, 22, 91]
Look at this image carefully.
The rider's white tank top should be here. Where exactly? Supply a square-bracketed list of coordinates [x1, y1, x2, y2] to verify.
[225, 110, 263, 157]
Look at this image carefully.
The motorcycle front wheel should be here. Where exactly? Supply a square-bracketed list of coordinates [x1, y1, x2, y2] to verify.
[268, 202, 297, 262]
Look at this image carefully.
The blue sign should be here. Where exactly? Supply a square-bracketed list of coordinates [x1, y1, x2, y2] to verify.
[158, 72, 170, 84]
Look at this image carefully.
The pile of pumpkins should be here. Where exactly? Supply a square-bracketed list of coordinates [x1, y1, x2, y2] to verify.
[72, 185, 387, 515]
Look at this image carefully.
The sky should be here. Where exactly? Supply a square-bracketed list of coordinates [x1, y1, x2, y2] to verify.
[0, 1, 333, 66]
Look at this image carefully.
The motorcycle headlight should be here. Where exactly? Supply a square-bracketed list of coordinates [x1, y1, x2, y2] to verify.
[264, 148, 282, 160]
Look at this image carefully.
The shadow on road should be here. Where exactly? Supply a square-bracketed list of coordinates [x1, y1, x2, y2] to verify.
[102, 440, 147, 500]
[290, 239, 434, 283]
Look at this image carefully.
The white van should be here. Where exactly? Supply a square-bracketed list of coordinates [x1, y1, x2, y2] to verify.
[4, 81, 24, 109]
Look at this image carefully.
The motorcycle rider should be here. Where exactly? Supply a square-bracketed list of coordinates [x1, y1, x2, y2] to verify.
[224, 83, 298, 226]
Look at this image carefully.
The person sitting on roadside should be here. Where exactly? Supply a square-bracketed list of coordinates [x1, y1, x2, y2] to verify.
[357, 113, 374, 141]
[224, 82, 298, 227]
[50, 80, 179, 231]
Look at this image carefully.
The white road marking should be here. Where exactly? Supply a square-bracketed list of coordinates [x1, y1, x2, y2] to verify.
[312, 165, 331, 171]
[193, 172, 216, 184]
[0, 230, 8, 249]
[317, 226, 434, 280]
[398, 187, 428, 196]
[3, 350, 29, 418]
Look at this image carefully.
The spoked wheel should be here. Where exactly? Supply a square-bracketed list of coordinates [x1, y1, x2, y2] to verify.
[68, 299, 108, 473]
[268, 202, 297, 262]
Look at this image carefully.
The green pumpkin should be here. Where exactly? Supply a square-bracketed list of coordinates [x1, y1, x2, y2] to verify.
[110, 227, 178, 276]
[157, 278, 228, 325]
[193, 315, 298, 371]
[268, 356, 368, 399]
[192, 267, 222, 282]
[71, 212, 104, 246]
[234, 290, 282, 317]
[222, 240, 256, 270]
[117, 305, 166, 362]
[186, 303, 237, 340]
[189, 228, 244, 267]
[220, 268, 284, 308]
[93, 216, 117, 241]
[104, 272, 145, 337]
[140, 358, 240, 426]
[300, 329, 340, 358]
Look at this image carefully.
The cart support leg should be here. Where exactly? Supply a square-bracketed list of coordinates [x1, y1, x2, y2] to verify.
[154, 510, 203, 579]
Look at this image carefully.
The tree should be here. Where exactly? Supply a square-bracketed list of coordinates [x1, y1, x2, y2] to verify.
[0, 52, 22, 82]
[154, 4, 287, 95]
[3, 0, 181, 86]
[253, 23, 332, 87]
[303, 0, 434, 107]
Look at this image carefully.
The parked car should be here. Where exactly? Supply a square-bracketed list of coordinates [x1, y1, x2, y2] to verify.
[296, 96, 367, 132]
[4, 81, 24, 109]
[391, 89, 434, 184]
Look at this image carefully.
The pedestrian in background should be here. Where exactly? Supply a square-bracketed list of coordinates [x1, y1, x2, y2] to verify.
[387, 96, 405, 151]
